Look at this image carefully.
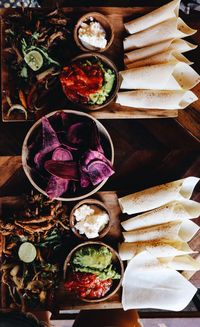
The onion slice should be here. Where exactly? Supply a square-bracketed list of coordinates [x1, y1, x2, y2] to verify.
[7, 104, 28, 120]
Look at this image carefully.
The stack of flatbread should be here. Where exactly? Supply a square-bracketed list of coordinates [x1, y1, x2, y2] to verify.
[117, 0, 200, 110]
[118, 176, 200, 311]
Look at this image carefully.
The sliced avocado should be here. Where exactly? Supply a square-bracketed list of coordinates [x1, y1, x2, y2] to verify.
[96, 94, 106, 105]
[104, 72, 115, 94]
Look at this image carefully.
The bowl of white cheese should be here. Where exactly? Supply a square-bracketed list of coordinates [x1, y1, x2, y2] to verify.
[74, 12, 114, 53]
[70, 198, 111, 240]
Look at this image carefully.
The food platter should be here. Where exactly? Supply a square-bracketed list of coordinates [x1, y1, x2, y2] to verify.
[0, 0, 200, 316]
[1, 6, 181, 122]
[0, 190, 123, 311]
[1, 156, 200, 312]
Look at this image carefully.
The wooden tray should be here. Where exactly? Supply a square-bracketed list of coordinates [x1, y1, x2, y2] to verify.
[1, 156, 200, 312]
[0, 191, 123, 311]
[1, 6, 179, 122]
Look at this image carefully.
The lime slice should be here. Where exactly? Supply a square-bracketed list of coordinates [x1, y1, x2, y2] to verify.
[18, 242, 37, 263]
[24, 50, 43, 71]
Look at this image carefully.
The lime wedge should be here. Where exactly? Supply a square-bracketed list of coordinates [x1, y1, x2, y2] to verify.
[24, 50, 43, 71]
[18, 242, 37, 263]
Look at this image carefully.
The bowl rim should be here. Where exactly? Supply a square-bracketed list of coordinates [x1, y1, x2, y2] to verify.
[63, 241, 124, 303]
[22, 109, 114, 202]
[73, 11, 114, 53]
[62, 52, 120, 111]
[69, 198, 111, 240]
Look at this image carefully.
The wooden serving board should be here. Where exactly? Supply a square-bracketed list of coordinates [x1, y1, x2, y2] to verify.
[1, 6, 179, 122]
[1, 156, 200, 311]
[0, 191, 123, 311]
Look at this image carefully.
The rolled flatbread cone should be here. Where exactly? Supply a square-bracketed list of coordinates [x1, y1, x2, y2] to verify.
[159, 255, 200, 271]
[124, 17, 196, 51]
[122, 251, 197, 311]
[121, 200, 200, 231]
[124, 39, 197, 65]
[119, 240, 197, 261]
[124, 0, 180, 34]
[119, 176, 200, 215]
[120, 61, 200, 90]
[122, 220, 199, 243]
[125, 50, 192, 69]
[116, 90, 198, 110]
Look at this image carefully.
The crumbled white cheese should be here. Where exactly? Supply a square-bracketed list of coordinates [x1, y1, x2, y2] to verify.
[74, 205, 109, 239]
[74, 204, 94, 221]
[78, 20, 107, 49]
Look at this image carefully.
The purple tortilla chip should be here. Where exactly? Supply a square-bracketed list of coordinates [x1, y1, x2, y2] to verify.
[81, 150, 112, 168]
[67, 122, 86, 146]
[34, 117, 60, 168]
[90, 121, 104, 153]
[80, 150, 114, 186]
[87, 160, 114, 186]
[42, 117, 60, 150]
[80, 170, 91, 188]
[46, 175, 69, 199]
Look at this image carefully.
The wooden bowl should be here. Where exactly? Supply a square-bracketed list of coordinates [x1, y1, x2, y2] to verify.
[65, 53, 119, 111]
[22, 110, 114, 202]
[74, 12, 114, 53]
[63, 241, 124, 303]
[69, 198, 111, 240]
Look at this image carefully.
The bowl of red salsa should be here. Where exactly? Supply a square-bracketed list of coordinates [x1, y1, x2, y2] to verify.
[59, 53, 119, 111]
[63, 241, 124, 302]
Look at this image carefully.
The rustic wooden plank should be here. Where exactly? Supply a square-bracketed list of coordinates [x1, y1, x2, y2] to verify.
[57, 282, 122, 311]
[0, 156, 22, 188]
[90, 104, 178, 119]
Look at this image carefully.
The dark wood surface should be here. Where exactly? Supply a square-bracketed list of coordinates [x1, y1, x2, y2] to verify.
[0, 0, 200, 317]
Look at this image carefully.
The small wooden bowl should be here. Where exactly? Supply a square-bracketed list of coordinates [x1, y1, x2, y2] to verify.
[69, 198, 111, 240]
[68, 53, 119, 111]
[74, 12, 114, 53]
[63, 241, 124, 303]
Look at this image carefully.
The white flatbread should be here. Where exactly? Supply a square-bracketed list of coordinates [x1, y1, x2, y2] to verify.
[119, 62, 200, 90]
[159, 255, 200, 271]
[124, 17, 196, 51]
[122, 251, 197, 311]
[125, 50, 192, 69]
[122, 220, 199, 243]
[119, 241, 196, 261]
[119, 176, 199, 215]
[124, 0, 180, 34]
[116, 90, 197, 110]
[124, 39, 197, 65]
[121, 200, 200, 231]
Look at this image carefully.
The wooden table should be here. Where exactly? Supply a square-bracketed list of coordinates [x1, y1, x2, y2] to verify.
[0, 0, 200, 319]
